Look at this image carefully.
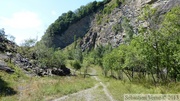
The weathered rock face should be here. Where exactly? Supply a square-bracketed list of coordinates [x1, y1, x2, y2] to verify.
[0, 36, 17, 74]
[42, 15, 95, 49]
[14, 53, 71, 76]
[0, 36, 17, 52]
[80, 0, 180, 51]
[40, 0, 180, 50]
[0, 53, 15, 74]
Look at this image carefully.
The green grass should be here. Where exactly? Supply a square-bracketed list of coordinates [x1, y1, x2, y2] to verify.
[0, 62, 95, 101]
[93, 65, 180, 101]
[41, 76, 95, 101]
[1, 62, 179, 101]
[107, 79, 180, 101]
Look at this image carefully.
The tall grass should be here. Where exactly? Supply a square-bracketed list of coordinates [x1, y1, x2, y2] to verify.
[93, 65, 180, 101]
[0, 62, 95, 101]
[107, 79, 180, 101]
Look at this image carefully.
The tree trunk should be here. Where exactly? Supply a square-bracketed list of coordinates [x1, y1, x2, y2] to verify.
[84, 67, 87, 78]
[123, 70, 132, 81]
[151, 72, 157, 86]
[118, 70, 123, 80]
[132, 68, 134, 79]
[104, 69, 108, 77]
[111, 69, 113, 76]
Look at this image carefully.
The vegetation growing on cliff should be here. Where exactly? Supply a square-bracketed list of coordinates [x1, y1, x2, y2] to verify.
[101, 6, 180, 84]
[0, 0, 180, 100]
[41, 0, 111, 47]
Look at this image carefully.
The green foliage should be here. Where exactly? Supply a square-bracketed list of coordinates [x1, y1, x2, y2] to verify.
[73, 37, 83, 63]
[138, 5, 157, 21]
[74, 46, 83, 63]
[121, 17, 134, 42]
[159, 6, 180, 79]
[66, 48, 74, 60]
[115, 0, 122, 7]
[17, 38, 37, 58]
[42, 0, 111, 47]
[96, 0, 123, 25]
[101, 6, 180, 83]
[0, 71, 95, 101]
[50, 49, 66, 68]
[83, 44, 112, 68]
[71, 61, 81, 71]
[102, 0, 123, 15]
[6, 34, 15, 43]
[108, 79, 180, 101]
[20, 38, 37, 47]
[32, 42, 66, 68]
[138, 6, 180, 83]
[102, 44, 127, 77]
[112, 23, 123, 34]
[96, 13, 103, 25]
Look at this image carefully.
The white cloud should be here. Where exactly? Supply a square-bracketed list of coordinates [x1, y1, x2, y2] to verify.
[0, 11, 42, 29]
[51, 10, 57, 16]
[0, 11, 44, 45]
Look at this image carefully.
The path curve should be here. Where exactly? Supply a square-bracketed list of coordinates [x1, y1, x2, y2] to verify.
[91, 68, 115, 101]
[52, 84, 100, 101]
[52, 68, 115, 101]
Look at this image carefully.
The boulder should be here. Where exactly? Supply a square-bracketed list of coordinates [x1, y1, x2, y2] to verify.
[52, 66, 71, 76]
[15, 53, 22, 61]
[36, 68, 45, 76]
[0, 66, 14, 74]
[142, 0, 158, 5]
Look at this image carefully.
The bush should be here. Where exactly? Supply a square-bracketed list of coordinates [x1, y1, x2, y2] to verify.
[72, 61, 81, 71]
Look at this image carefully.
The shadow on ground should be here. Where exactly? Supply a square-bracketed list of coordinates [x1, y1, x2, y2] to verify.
[0, 77, 17, 96]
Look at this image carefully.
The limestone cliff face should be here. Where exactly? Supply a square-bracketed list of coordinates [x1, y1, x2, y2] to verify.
[80, 0, 180, 51]
[41, 0, 180, 50]
[51, 15, 95, 48]
[41, 15, 95, 48]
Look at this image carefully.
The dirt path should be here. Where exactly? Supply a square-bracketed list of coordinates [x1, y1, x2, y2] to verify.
[52, 68, 115, 101]
[91, 68, 115, 101]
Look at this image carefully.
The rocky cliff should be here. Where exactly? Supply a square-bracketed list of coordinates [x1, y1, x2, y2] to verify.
[50, 15, 94, 48]
[80, 0, 180, 51]
[40, 0, 180, 50]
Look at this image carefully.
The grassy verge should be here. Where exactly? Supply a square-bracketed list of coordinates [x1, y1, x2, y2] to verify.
[93, 65, 180, 101]
[0, 63, 95, 101]
[108, 79, 180, 101]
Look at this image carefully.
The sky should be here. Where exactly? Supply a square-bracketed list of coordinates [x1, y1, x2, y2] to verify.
[0, 0, 102, 45]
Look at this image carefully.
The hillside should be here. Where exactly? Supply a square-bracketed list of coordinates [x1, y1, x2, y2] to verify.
[38, 0, 180, 87]
[1, 0, 180, 100]
[40, 0, 180, 50]
[40, 0, 111, 48]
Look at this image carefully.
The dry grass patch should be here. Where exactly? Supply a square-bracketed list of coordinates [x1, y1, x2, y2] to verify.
[0, 63, 95, 101]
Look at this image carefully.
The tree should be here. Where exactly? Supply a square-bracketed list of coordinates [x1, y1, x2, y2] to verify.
[41, 0, 107, 48]
[33, 42, 66, 68]
[0, 28, 5, 36]
[8, 35, 15, 43]
[18, 38, 37, 58]
[122, 17, 134, 43]
[83, 56, 91, 78]
[102, 52, 114, 77]
[136, 5, 180, 83]
[71, 61, 81, 75]
[159, 6, 180, 82]
[50, 49, 66, 68]
[20, 38, 37, 47]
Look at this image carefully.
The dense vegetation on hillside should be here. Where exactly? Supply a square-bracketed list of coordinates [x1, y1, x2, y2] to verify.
[41, 0, 111, 47]
[94, 6, 180, 85]
[1, 0, 180, 100]
[18, 2, 180, 85]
